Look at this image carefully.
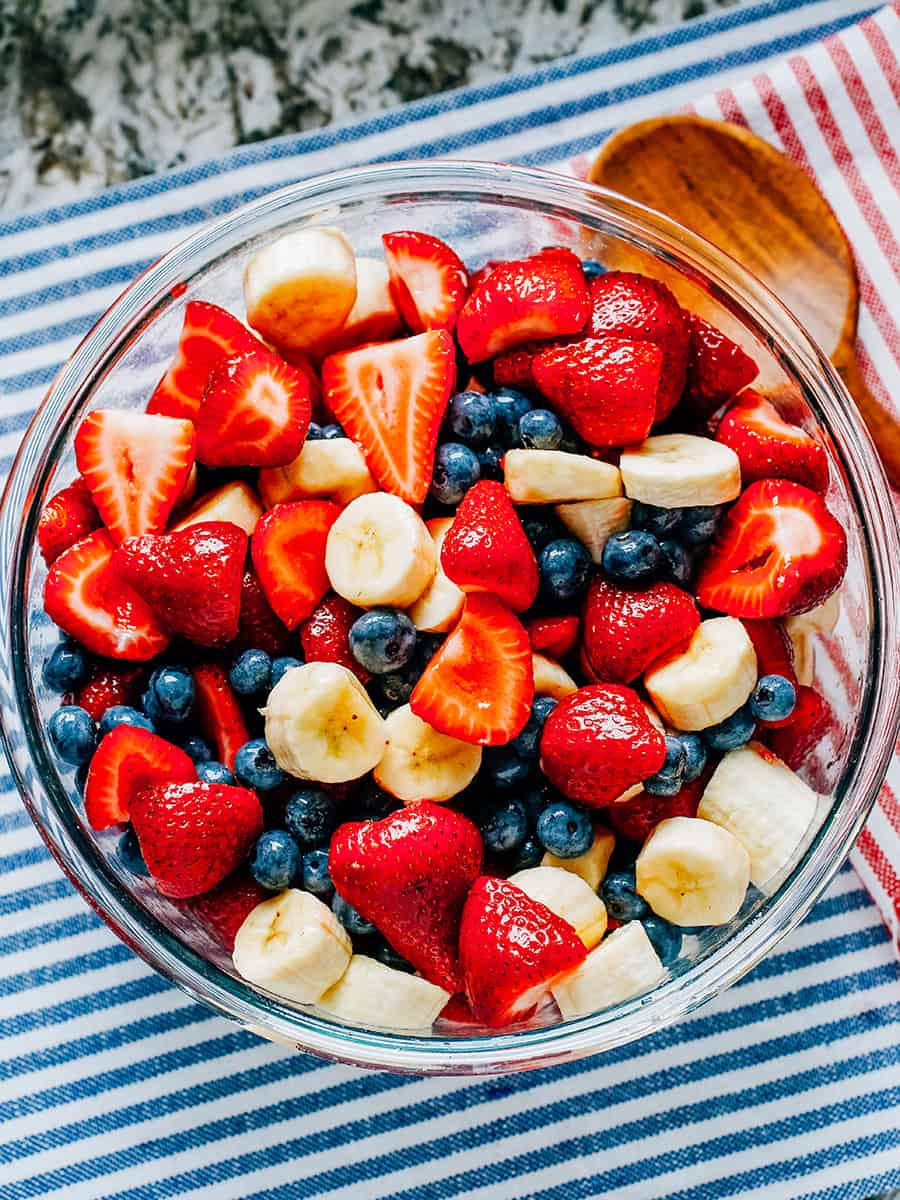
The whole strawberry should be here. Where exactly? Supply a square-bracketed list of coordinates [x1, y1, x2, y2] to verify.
[38, 478, 101, 565]
[300, 594, 371, 683]
[440, 480, 538, 613]
[582, 576, 699, 684]
[75, 664, 144, 720]
[682, 312, 759, 419]
[185, 869, 268, 951]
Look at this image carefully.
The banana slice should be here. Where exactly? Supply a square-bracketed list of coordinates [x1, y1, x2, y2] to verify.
[789, 632, 815, 686]
[698, 741, 818, 887]
[551, 922, 665, 1018]
[264, 661, 387, 783]
[504, 450, 622, 504]
[542, 822, 615, 891]
[172, 480, 263, 536]
[232, 889, 351, 1004]
[532, 653, 578, 699]
[782, 592, 840, 687]
[407, 518, 465, 633]
[326, 492, 437, 608]
[374, 704, 482, 803]
[317, 954, 449, 1029]
[243, 226, 358, 354]
[636, 816, 751, 926]
[619, 434, 741, 508]
[554, 498, 633, 563]
[510, 866, 607, 949]
[307, 256, 403, 359]
[259, 439, 378, 509]
[644, 617, 757, 730]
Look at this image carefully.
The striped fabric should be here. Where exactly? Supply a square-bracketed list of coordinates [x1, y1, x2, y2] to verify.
[1, 1, 899, 1196]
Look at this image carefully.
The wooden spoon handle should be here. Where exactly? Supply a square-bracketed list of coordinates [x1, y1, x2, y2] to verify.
[834, 352, 900, 490]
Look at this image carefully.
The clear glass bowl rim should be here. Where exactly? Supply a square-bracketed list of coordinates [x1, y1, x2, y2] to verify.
[1, 159, 898, 1075]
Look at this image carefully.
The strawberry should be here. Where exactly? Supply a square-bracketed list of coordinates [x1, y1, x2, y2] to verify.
[382, 230, 469, 333]
[764, 685, 831, 770]
[300, 594, 370, 684]
[527, 614, 580, 660]
[113, 522, 247, 648]
[604, 774, 705, 844]
[278, 347, 323, 416]
[130, 781, 263, 899]
[540, 684, 666, 807]
[235, 569, 291, 657]
[410, 593, 533, 746]
[251, 500, 340, 630]
[38, 478, 101, 565]
[83, 725, 196, 830]
[440, 994, 477, 1024]
[184, 869, 267, 951]
[467, 261, 500, 292]
[715, 390, 829, 493]
[75, 665, 144, 720]
[456, 249, 590, 363]
[588, 272, 689, 420]
[582, 577, 700, 684]
[696, 479, 847, 619]
[741, 618, 796, 685]
[458, 876, 586, 1027]
[329, 802, 482, 992]
[683, 313, 759, 418]
[147, 300, 264, 421]
[193, 662, 250, 770]
[74, 409, 196, 544]
[43, 530, 170, 661]
[440, 480, 539, 612]
[322, 330, 456, 504]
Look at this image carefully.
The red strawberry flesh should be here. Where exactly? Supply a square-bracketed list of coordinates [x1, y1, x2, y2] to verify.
[193, 663, 250, 771]
[84, 724, 196, 830]
[382, 230, 469, 333]
[582, 576, 700, 684]
[440, 480, 539, 613]
[251, 499, 340, 630]
[527, 614, 580, 660]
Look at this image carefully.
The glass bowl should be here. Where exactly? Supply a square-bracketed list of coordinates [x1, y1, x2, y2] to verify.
[1, 161, 898, 1075]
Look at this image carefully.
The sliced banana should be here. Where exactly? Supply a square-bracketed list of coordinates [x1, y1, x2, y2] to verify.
[264, 661, 387, 783]
[644, 617, 757, 730]
[510, 866, 607, 949]
[407, 517, 465, 633]
[782, 592, 840, 687]
[532, 653, 578, 699]
[317, 954, 449, 1029]
[325, 492, 437, 608]
[551, 922, 665, 1018]
[232, 889, 351, 1004]
[374, 704, 482, 803]
[243, 226, 358, 354]
[258, 439, 378, 509]
[542, 823, 615, 891]
[619, 434, 741, 508]
[504, 449, 622, 504]
[789, 631, 815, 686]
[554, 498, 633, 564]
[698, 742, 818, 887]
[636, 816, 751, 926]
[172, 480, 263, 536]
[308, 256, 403, 359]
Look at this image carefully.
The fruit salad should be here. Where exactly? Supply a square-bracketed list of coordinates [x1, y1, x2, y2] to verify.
[36, 224, 848, 1033]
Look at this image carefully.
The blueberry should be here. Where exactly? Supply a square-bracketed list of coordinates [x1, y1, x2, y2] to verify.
[301, 848, 333, 898]
[521, 782, 555, 827]
[580, 258, 606, 281]
[144, 665, 194, 724]
[229, 649, 272, 697]
[285, 787, 337, 847]
[196, 760, 235, 785]
[321, 423, 346, 439]
[536, 800, 593, 858]
[510, 835, 544, 872]
[371, 937, 415, 973]
[517, 408, 563, 450]
[601, 530, 665, 586]
[350, 609, 417, 675]
[679, 733, 708, 783]
[479, 798, 530, 855]
[704, 704, 756, 752]
[234, 738, 284, 791]
[539, 539, 592, 606]
[644, 735, 687, 797]
[430, 442, 481, 505]
[601, 870, 649, 921]
[558, 426, 582, 454]
[48, 705, 97, 765]
[116, 828, 148, 876]
[631, 502, 683, 537]
[482, 747, 532, 791]
[42, 641, 89, 692]
[306, 422, 324, 440]
[180, 735, 213, 765]
[270, 656, 302, 689]
[521, 510, 562, 555]
[510, 696, 557, 760]
[659, 538, 694, 589]
[476, 445, 504, 481]
[678, 504, 726, 546]
[250, 830, 301, 890]
[493, 388, 532, 448]
[351, 779, 399, 821]
[750, 674, 797, 723]
[332, 892, 376, 937]
[446, 391, 496, 447]
[377, 661, 421, 707]
[98, 705, 155, 736]
[643, 915, 683, 966]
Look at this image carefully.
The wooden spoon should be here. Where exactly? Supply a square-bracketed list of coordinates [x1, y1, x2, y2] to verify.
[590, 114, 900, 487]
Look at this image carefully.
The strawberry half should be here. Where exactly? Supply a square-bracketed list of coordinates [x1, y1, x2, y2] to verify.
[44, 530, 170, 661]
[329, 803, 482, 992]
[696, 479, 847, 619]
[715, 390, 829, 493]
[440, 480, 539, 612]
[456, 248, 590, 363]
[113, 521, 247, 648]
[527, 614, 580, 660]
[131, 781, 263, 899]
[147, 300, 264, 421]
[605, 773, 705, 845]
[459, 876, 586, 1027]
[492, 337, 575, 390]
[764, 685, 832, 769]
[322, 330, 456, 504]
[184, 869, 268, 951]
[74, 409, 196, 544]
[741, 618, 796, 685]
[75, 665, 144, 720]
[300, 593, 370, 684]
[582, 577, 700, 684]
[38, 478, 101, 565]
[410, 593, 534, 746]
[683, 312, 759, 418]
[235, 568, 292, 657]
[84, 724, 196, 830]
[251, 499, 340, 630]
[192, 663, 250, 771]
[532, 336, 663, 447]
[382, 230, 469, 333]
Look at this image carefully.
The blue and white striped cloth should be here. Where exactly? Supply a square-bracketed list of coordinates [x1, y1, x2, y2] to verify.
[2, 2, 899, 1196]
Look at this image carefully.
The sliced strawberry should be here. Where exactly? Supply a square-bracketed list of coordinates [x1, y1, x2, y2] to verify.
[322, 330, 456, 504]
[683, 312, 759, 419]
[84, 724, 196, 830]
[467, 261, 500, 292]
[532, 336, 662, 447]
[277, 347, 324, 416]
[459, 876, 586, 1027]
[113, 522, 247, 648]
[235, 569, 291, 657]
[147, 300, 264, 421]
[251, 499, 340, 630]
[527, 614, 580, 660]
[300, 594, 370, 684]
[741, 618, 796, 685]
[74, 409, 195, 544]
[38, 478, 101, 565]
[440, 480, 538, 612]
[764, 685, 832, 769]
[382, 230, 469, 333]
[715, 390, 829, 493]
[184, 869, 268, 951]
[604, 774, 705, 845]
[696, 479, 847, 619]
[43, 530, 170, 661]
[193, 662, 250, 770]
[440, 994, 477, 1024]
[582, 577, 700, 684]
[456, 248, 590, 363]
[75, 665, 144, 720]
[410, 593, 533, 746]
